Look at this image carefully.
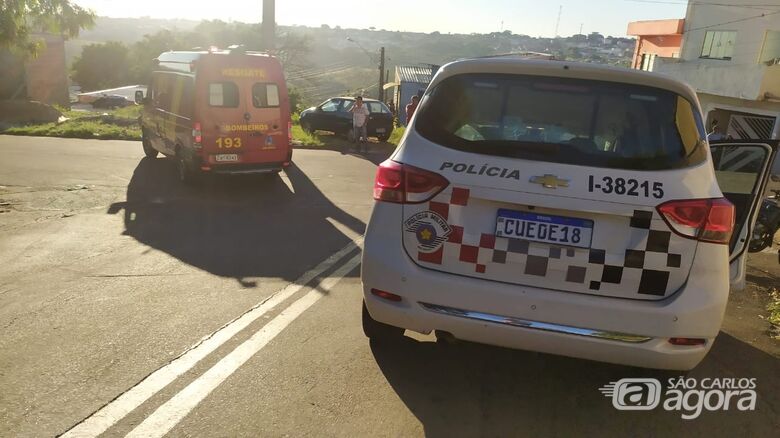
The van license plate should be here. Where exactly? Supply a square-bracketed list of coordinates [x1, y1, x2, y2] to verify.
[495, 209, 593, 248]
[215, 154, 239, 162]
[376, 128, 386, 133]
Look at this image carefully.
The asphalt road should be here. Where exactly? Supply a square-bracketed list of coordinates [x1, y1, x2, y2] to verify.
[0, 135, 778, 437]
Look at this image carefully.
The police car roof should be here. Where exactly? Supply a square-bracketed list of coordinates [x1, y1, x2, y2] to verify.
[431, 58, 700, 105]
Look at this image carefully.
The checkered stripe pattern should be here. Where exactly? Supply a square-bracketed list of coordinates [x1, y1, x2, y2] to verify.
[407, 188, 687, 298]
[582, 210, 681, 296]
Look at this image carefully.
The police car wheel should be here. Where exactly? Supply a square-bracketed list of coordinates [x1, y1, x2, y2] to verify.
[301, 120, 314, 134]
[362, 301, 404, 341]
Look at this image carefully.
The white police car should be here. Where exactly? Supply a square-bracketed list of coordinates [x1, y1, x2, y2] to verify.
[361, 58, 777, 370]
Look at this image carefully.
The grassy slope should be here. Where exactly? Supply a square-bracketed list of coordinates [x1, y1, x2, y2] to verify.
[3, 105, 407, 147]
[3, 105, 143, 141]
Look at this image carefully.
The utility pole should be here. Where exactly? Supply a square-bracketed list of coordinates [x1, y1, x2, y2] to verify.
[579, 23, 584, 35]
[261, 0, 275, 51]
[378, 46, 385, 101]
[554, 5, 562, 38]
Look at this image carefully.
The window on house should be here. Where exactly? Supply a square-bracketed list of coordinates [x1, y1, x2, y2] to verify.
[759, 30, 780, 64]
[700, 31, 736, 60]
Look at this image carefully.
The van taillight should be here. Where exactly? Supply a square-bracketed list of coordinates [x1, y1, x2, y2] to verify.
[373, 160, 449, 204]
[192, 122, 202, 147]
[288, 121, 292, 145]
[657, 198, 735, 244]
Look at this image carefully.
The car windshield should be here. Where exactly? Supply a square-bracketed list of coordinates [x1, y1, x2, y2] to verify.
[416, 73, 708, 170]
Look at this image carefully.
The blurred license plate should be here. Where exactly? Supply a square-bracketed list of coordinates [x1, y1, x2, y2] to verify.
[376, 128, 386, 133]
[215, 154, 239, 162]
[495, 209, 593, 248]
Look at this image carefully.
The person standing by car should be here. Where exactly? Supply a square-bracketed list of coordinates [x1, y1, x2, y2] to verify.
[350, 96, 370, 152]
[405, 95, 420, 125]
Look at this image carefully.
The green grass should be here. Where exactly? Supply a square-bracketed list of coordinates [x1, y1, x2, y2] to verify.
[291, 124, 324, 146]
[3, 104, 143, 141]
[112, 105, 142, 119]
[387, 126, 405, 146]
[4, 119, 141, 140]
[768, 289, 780, 339]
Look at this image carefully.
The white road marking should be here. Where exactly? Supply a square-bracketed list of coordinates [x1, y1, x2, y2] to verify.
[62, 239, 362, 438]
[126, 253, 363, 438]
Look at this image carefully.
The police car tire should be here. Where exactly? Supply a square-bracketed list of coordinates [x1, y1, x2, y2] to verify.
[301, 120, 314, 134]
[362, 301, 404, 341]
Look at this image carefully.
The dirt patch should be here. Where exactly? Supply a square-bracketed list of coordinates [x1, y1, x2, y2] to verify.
[722, 250, 780, 357]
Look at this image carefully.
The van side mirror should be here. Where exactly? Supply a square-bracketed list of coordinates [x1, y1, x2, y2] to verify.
[135, 90, 145, 104]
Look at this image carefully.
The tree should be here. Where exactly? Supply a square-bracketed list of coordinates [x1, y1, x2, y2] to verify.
[0, 0, 95, 57]
[128, 30, 186, 85]
[71, 41, 130, 91]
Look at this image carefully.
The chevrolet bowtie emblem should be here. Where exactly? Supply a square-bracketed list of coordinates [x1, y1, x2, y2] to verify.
[530, 174, 569, 189]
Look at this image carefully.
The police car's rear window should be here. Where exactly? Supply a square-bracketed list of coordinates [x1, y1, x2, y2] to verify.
[415, 74, 707, 170]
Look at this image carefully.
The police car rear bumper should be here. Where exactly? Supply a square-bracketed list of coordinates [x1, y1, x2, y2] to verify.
[361, 203, 730, 371]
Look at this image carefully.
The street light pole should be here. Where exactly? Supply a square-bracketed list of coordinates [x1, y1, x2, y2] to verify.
[261, 0, 275, 51]
[378, 47, 385, 101]
[346, 37, 385, 101]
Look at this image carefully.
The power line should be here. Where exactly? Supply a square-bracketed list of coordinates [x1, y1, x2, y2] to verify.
[684, 10, 780, 33]
[624, 0, 780, 11]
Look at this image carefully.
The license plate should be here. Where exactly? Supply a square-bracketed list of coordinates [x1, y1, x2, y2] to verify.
[215, 154, 239, 162]
[495, 209, 593, 248]
[376, 128, 386, 133]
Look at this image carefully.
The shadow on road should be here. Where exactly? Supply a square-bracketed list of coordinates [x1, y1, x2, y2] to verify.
[371, 332, 779, 437]
[107, 157, 365, 287]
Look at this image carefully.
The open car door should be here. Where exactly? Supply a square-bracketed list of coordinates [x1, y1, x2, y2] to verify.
[710, 140, 778, 290]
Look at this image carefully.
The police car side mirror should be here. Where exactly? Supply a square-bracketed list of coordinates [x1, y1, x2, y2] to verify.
[135, 90, 145, 105]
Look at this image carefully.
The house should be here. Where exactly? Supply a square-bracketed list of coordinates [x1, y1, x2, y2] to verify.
[626, 19, 684, 71]
[640, 1, 780, 139]
[0, 34, 69, 106]
[389, 64, 439, 125]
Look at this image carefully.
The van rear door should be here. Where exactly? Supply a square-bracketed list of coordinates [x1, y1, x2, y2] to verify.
[197, 55, 289, 167]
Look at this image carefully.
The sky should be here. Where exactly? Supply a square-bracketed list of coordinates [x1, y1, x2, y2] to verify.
[72, 0, 689, 37]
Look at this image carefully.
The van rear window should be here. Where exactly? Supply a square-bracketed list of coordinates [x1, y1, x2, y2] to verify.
[252, 83, 280, 108]
[209, 82, 239, 108]
[415, 74, 708, 170]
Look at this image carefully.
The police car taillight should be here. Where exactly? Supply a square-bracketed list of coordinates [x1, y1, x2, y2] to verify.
[192, 122, 202, 147]
[657, 198, 734, 244]
[373, 160, 449, 204]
